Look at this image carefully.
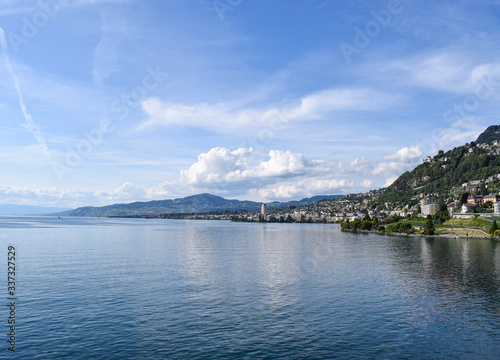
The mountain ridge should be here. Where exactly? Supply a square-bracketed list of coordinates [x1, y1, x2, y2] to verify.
[61, 193, 344, 217]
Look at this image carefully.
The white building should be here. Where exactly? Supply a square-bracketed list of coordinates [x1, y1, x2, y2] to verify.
[261, 204, 267, 216]
[495, 202, 500, 215]
[462, 204, 474, 214]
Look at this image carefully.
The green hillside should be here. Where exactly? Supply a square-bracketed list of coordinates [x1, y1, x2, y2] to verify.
[377, 127, 500, 208]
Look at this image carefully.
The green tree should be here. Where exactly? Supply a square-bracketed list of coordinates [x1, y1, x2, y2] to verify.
[491, 220, 498, 234]
[439, 198, 447, 213]
[423, 215, 435, 235]
[480, 182, 487, 196]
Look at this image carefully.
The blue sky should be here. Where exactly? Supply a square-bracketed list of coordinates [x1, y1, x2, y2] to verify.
[0, 0, 500, 207]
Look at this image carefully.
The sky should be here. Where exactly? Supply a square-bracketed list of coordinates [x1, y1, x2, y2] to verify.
[1, 0, 500, 208]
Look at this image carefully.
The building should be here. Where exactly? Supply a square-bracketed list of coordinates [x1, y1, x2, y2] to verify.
[261, 204, 267, 216]
[483, 194, 500, 203]
[447, 203, 456, 216]
[462, 204, 474, 214]
[495, 202, 500, 215]
[421, 198, 439, 216]
[467, 195, 484, 206]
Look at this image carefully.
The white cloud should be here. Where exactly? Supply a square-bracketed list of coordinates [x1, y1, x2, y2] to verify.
[180, 147, 309, 184]
[438, 117, 486, 146]
[360, 179, 374, 188]
[389, 52, 500, 94]
[94, 182, 146, 202]
[349, 157, 372, 173]
[251, 178, 355, 200]
[383, 176, 398, 188]
[0, 182, 154, 208]
[373, 145, 424, 176]
[136, 87, 397, 133]
[179, 146, 362, 200]
[92, 11, 128, 83]
[415, 117, 488, 156]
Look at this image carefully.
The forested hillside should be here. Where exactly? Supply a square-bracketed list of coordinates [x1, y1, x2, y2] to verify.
[377, 126, 500, 208]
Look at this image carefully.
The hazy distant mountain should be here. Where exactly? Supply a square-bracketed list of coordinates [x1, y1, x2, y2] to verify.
[0, 204, 72, 215]
[61, 193, 344, 217]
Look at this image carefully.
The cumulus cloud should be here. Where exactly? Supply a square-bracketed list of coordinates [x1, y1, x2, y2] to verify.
[349, 157, 372, 174]
[250, 178, 356, 200]
[383, 176, 398, 188]
[180, 147, 309, 184]
[94, 182, 147, 202]
[178, 146, 362, 200]
[360, 179, 374, 188]
[373, 145, 424, 176]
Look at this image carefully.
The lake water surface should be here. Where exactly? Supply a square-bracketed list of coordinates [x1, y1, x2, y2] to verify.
[1, 216, 500, 359]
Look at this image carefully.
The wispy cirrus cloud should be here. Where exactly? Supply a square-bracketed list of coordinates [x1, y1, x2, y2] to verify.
[92, 10, 129, 83]
[386, 51, 500, 95]
[136, 87, 399, 133]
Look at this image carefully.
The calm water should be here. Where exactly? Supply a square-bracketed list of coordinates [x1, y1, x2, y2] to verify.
[1, 216, 500, 359]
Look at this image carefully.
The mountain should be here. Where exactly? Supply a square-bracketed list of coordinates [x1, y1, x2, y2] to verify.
[475, 125, 500, 144]
[377, 125, 500, 208]
[0, 204, 72, 215]
[267, 195, 344, 208]
[62, 193, 344, 217]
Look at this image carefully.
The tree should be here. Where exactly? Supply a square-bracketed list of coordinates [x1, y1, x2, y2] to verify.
[439, 198, 447, 213]
[423, 215, 435, 235]
[480, 182, 487, 196]
[491, 220, 498, 234]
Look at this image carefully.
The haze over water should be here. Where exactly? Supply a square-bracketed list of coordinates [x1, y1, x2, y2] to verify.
[2, 216, 500, 359]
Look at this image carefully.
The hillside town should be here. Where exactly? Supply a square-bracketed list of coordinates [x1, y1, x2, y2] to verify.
[229, 179, 500, 224]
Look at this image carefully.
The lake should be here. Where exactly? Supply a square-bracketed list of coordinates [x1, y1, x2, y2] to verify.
[1, 216, 500, 359]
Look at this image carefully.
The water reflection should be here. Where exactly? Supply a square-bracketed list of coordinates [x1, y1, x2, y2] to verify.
[257, 225, 300, 304]
[387, 237, 500, 326]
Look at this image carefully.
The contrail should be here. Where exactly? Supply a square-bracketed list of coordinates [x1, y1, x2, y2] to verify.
[0, 26, 53, 164]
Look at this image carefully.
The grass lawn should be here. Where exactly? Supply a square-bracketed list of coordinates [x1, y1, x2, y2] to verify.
[444, 217, 493, 229]
[442, 228, 490, 237]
